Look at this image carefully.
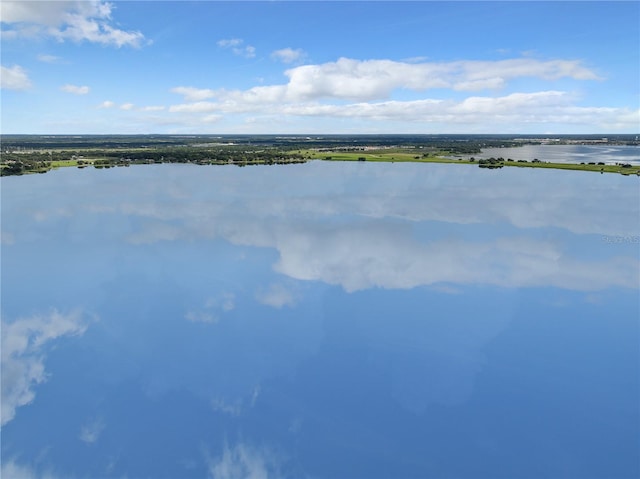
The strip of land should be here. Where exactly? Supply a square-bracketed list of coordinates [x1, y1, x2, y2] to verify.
[2, 135, 638, 176]
[301, 149, 640, 175]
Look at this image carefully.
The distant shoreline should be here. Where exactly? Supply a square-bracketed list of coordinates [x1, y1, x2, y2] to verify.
[308, 151, 640, 176]
[2, 135, 638, 177]
[2, 155, 639, 177]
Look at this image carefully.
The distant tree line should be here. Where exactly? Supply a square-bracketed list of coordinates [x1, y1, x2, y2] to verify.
[0, 158, 50, 176]
[0, 146, 308, 176]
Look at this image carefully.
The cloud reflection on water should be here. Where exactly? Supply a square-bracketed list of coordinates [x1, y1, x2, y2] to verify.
[1, 162, 638, 478]
[1, 310, 90, 425]
[96, 163, 639, 292]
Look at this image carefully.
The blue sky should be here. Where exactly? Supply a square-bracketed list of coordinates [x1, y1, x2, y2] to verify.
[1, 1, 639, 134]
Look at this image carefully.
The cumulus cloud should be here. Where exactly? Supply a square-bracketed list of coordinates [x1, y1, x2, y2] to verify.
[119, 102, 134, 110]
[274, 58, 583, 102]
[1, 309, 89, 425]
[97, 100, 115, 109]
[1, 1, 145, 47]
[276, 57, 600, 101]
[61, 84, 89, 95]
[161, 55, 623, 130]
[171, 86, 217, 102]
[167, 88, 636, 130]
[294, 91, 574, 123]
[1, 1, 81, 25]
[271, 47, 305, 64]
[217, 38, 256, 58]
[203, 114, 223, 123]
[1, 64, 31, 90]
[169, 101, 220, 114]
[207, 442, 280, 479]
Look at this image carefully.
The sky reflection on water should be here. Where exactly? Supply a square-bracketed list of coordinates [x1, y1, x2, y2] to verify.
[476, 144, 639, 164]
[2, 162, 639, 478]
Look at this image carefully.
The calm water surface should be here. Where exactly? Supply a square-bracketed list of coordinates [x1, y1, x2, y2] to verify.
[2, 162, 639, 478]
[477, 144, 640, 164]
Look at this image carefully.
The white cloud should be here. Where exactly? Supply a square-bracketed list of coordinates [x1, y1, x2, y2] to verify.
[271, 48, 305, 64]
[203, 114, 223, 123]
[275, 57, 600, 102]
[217, 38, 243, 48]
[171, 86, 217, 102]
[1, 1, 145, 47]
[161, 56, 619, 131]
[453, 77, 505, 91]
[281, 57, 445, 101]
[37, 54, 63, 63]
[167, 88, 636, 131]
[98, 101, 166, 112]
[1, 309, 89, 425]
[169, 101, 220, 114]
[217, 38, 256, 58]
[207, 442, 280, 479]
[1, 1, 80, 25]
[255, 283, 296, 308]
[1, 64, 31, 90]
[79, 416, 105, 444]
[139, 105, 165, 112]
[61, 84, 90, 95]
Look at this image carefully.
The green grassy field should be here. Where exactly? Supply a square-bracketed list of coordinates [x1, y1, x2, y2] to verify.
[299, 149, 640, 175]
[50, 159, 82, 167]
[50, 158, 111, 167]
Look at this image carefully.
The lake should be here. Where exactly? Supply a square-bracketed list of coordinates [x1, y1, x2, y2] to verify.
[476, 144, 640, 164]
[2, 162, 639, 478]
